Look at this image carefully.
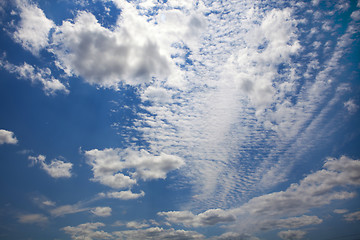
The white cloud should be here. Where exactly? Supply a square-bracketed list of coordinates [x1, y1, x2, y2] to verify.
[104, 190, 145, 200]
[28, 155, 73, 178]
[259, 215, 322, 231]
[237, 156, 360, 218]
[158, 209, 236, 227]
[351, 10, 360, 21]
[278, 230, 306, 240]
[344, 211, 360, 221]
[344, 99, 358, 114]
[333, 209, 348, 214]
[211, 232, 259, 240]
[91, 207, 112, 217]
[126, 221, 150, 229]
[160, 156, 360, 234]
[0, 129, 18, 144]
[63, 222, 113, 240]
[0, 60, 69, 95]
[84, 148, 184, 189]
[113, 227, 204, 240]
[13, 0, 54, 55]
[18, 213, 48, 225]
[51, 10, 170, 88]
[50, 204, 89, 217]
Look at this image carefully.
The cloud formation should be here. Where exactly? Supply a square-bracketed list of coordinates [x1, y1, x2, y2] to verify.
[28, 155, 73, 178]
[13, 0, 54, 55]
[17, 213, 48, 225]
[0, 60, 69, 95]
[63, 222, 112, 240]
[84, 148, 184, 190]
[91, 207, 112, 217]
[278, 230, 306, 240]
[0, 129, 18, 145]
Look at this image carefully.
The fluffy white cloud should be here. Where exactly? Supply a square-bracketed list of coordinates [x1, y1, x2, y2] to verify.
[0, 129, 18, 145]
[63, 222, 113, 240]
[0, 60, 69, 95]
[18, 213, 48, 225]
[51, 10, 170, 88]
[84, 148, 184, 189]
[158, 209, 236, 227]
[13, 0, 54, 55]
[28, 155, 73, 178]
[91, 207, 112, 217]
[113, 227, 204, 240]
[103, 190, 145, 200]
[344, 211, 360, 221]
[278, 230, 306, 240]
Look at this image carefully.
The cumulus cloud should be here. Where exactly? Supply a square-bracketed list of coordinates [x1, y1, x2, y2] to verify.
[278, 230, 306, 240]
[113, 227, 204, 240]
[103, 190, 145, 200]
[0, 60, 69, 95]
[28, 155, 73, 178]
[0, 129, 18, 144]
[18, 213, 48, 225]
[158, 209, 236, 227]
[84, 148, 184, 189]
[63, 222, 112, 240]
[51, 10, 170, 88]
[13, 0, 54, 55]
[344, 211, 360, 221]
[91, 207, 112, 217]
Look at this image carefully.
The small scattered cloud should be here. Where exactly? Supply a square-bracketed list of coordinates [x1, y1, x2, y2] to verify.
[333, 209, 348, 214]
[91, 207, 112, 217]
[102, 190, 145, 200]
[17, 213, 48, 225]
[344, 211, 360, 222]
[84, 148, 184, 190]
[28, 155, 73, 178]
[125, 221, 150, 229]
[63, 222, 113, 240]
[158, 209, 236, 227]
[344, 99, 358, 114]
[0, 129, 18, 145]
[278, 230, 306, 240]
[0, 60, 69, 95]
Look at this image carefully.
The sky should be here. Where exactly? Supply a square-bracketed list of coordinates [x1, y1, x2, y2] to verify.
[0, 0, 360, 239]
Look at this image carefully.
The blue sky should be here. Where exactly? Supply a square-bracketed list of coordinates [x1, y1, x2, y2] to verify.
[0, 0, 360, 239]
